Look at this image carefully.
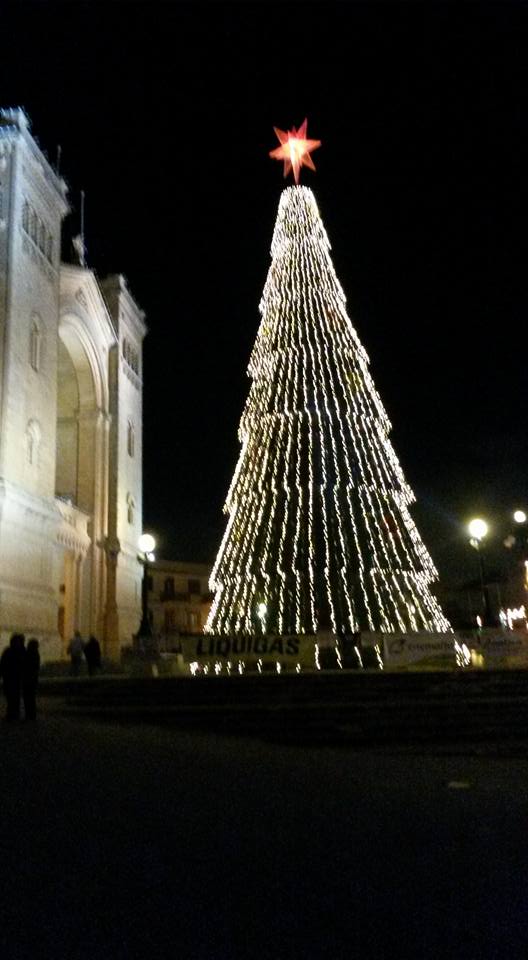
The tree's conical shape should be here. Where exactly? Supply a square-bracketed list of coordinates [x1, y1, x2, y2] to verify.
[206, 186, 450, 636]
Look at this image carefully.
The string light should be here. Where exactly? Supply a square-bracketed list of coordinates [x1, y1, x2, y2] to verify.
[206, 186, 450, 637]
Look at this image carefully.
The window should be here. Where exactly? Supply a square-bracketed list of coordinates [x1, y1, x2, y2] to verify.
[30, 317, 41, 372]
[22, 200, 29, 232]
[0, 185, 3, 221]
[46, 235, 53, 264]
[127, 420, 135, 458]
[164, 577, 175, 599]
[126, 493, 135, 525]
[26, 419, 41, 466]
[188, 578, 201, 596]
[38, 220, 46, 252]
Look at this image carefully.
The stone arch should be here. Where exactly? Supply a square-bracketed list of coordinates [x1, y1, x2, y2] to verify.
[56, 313, 109, 512]
[56, 311, 111, 640]
[59, 313, 108, 414]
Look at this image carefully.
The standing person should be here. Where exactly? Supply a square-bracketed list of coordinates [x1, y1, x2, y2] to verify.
[67, 630, 84, 676]
[84, 635, 102, 676]
[23, 638, 40, 721]
[0, 633, 26, 720]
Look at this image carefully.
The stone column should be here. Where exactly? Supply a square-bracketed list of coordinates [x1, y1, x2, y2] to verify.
[76, 407, 109, 637]
[74, 553, 84, 630]
[103, 536, 120, 661]
[62, 551, 76, 656]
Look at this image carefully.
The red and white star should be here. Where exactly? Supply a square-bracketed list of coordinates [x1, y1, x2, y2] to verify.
[269, 119, 321, 184]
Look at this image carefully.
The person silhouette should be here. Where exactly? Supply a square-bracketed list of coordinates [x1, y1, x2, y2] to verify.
[67, 630, 84, 676]
[84, 635, 101, 676]
[23, 638, 40, 721]
[0, 633, 26, 720]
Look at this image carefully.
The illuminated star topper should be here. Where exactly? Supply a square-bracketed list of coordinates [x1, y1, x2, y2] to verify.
[269, 119, 321, 184]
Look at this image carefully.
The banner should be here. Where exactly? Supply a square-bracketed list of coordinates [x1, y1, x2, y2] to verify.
[380, 632, 458, 668]
[172, 630, 528, 673]
[456, 629, 528, 663]
[179, 633, 319, 671]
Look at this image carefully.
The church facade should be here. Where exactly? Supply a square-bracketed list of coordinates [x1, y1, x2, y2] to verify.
[0, 108, 145, 660]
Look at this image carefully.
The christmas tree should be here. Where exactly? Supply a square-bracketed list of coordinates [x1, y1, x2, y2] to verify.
[206, 127, 450, 638]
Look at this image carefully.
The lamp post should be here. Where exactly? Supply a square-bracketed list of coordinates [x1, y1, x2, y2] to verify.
[504, 510, 528, 591]
[511, 509, 528, 598]
[137, 532, 156, 651]
[467, 518, 492, 627]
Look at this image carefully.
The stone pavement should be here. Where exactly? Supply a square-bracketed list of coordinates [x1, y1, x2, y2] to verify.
[39, 667, 528, 746]
[1, 703, 527, 959]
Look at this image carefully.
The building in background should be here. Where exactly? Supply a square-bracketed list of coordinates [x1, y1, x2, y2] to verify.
[147, 560, 212, 646]
[0, 108, 145, 659]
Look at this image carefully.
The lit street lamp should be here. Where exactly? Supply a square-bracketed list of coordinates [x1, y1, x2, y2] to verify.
[467, 517, 493, 627]
[468, 517, 488, 544]
[509, 510, 528, 597]
[137, 532, 156, 650]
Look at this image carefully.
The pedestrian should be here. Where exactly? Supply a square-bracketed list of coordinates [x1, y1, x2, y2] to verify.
[84, 635, 101, 676]
[23, 638, 40, 721]
[67, 630, 84, 676]
[0, 633, 26, 720]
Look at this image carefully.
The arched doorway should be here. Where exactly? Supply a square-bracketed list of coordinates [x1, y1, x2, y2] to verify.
[55, 315, 110, 649]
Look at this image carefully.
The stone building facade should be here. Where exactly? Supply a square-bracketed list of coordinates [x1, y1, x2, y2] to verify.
[0, 108, 145, 659]
[147, 560, 212, 645]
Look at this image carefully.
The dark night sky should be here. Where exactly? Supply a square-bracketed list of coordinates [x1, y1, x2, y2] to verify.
[2, 2, 527, 591]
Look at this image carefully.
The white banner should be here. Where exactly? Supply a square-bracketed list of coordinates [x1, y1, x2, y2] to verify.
[176, 630, 528, 672]
[456, 629, 528, 661]
[180, 634, 318, 669]
[380, 632, 458, 668]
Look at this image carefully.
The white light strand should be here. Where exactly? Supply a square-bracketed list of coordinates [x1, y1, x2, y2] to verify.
[205, 186, 450, 637]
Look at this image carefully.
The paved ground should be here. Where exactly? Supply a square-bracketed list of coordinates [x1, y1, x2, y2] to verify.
[1, 703, 527, 959]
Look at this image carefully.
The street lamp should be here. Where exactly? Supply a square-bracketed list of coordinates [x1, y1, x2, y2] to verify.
[467, 517, 492, 627]
[468, 517, 488, 543]
[137, 532, 156, 646]
[510, 510, 528, 599]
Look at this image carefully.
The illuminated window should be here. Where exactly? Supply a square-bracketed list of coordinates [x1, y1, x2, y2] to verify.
[22, 200, 29, 232]
[30, 317, 41, 372]
[126, 493, 135, 525]
[26, 419, 41, 466]
[127, 420, 135, 458]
